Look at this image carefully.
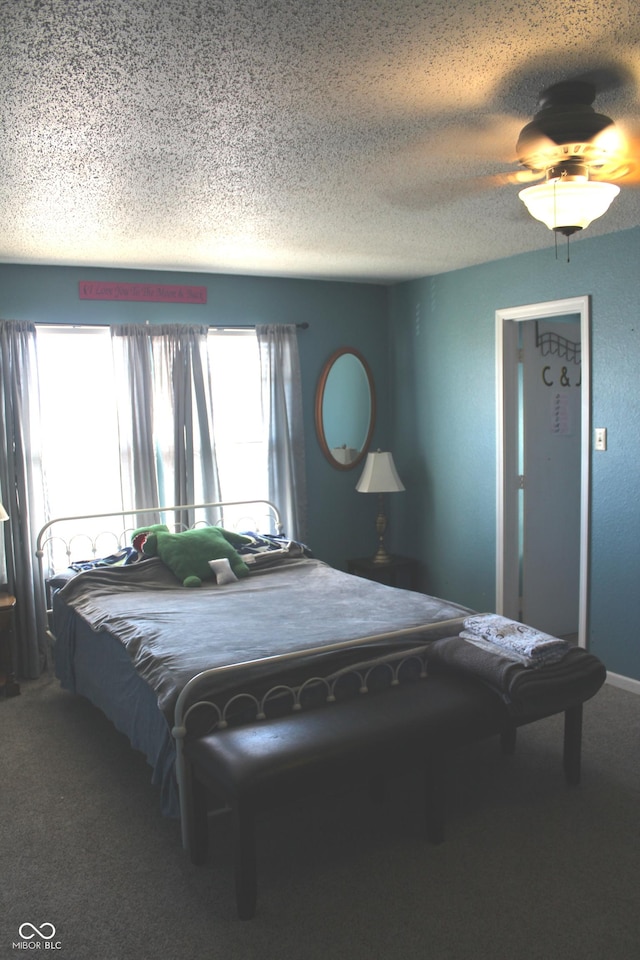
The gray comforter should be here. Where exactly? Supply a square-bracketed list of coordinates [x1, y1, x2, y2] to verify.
[55, 556, 472, 720]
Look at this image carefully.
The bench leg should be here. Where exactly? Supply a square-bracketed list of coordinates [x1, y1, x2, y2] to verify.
[234, 802, 258, 920]
[563, 704, 583, 786]
[425, 753, 446, 844]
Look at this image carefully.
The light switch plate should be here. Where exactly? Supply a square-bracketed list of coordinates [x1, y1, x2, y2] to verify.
[594, 427, 607, 451]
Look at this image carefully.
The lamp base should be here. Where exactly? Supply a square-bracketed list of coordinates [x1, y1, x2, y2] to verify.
[371, 496, 392, 564]
[372, 543, 392, 565]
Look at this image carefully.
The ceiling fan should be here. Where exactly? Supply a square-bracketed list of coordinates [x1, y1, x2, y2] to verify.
[511, 79, 637, 236]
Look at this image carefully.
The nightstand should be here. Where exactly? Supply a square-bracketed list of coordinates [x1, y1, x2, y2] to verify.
[0, 593, 20, 697]
[347, 555, 420, 592]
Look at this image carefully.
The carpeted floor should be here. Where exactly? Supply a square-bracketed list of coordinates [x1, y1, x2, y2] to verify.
[1, 672, 639, 960]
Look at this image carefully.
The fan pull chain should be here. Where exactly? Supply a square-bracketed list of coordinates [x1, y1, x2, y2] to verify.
[553, 231, 571, 263]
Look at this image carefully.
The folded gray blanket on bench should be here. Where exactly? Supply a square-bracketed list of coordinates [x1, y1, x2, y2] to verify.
[460, 614, 570, 666]
[425, 637, 606, 719]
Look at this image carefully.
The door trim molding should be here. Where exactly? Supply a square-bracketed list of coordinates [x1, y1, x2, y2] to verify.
[495, 296, 591, 647]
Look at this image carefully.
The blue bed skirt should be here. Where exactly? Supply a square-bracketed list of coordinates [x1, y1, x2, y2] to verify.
[53, 604, 180, 818]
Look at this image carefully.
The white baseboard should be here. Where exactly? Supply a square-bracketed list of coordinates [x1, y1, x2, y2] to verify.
[606, 671, 640, 696]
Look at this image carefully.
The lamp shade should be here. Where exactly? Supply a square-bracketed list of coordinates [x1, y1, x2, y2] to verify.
[0, 503, 8, 522]
[519, 179, 620, 234]
[356, 451, 405, 494]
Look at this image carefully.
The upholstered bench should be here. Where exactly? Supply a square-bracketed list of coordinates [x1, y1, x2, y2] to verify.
[183, 671, 508, 918]
[181, 643, 605, 919]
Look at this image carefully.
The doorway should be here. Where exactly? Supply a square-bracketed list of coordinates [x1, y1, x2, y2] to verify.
[495, 296, 590, 647]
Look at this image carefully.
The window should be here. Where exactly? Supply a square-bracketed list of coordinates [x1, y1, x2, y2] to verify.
[35, 325, 267, 557]
[207, 329, 268, 527]
[37, 326, 122, 521]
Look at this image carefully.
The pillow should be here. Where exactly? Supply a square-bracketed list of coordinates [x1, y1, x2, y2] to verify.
[139, 525, 252, 587]
[208, 557, 238, 585]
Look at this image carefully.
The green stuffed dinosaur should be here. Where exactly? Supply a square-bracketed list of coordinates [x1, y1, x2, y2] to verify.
[132, 524, 252, 587]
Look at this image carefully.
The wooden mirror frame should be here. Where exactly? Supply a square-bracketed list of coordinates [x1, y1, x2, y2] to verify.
[314, 347, 376, 471]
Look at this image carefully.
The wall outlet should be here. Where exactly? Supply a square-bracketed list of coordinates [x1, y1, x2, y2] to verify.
[594, 427, 607, 451]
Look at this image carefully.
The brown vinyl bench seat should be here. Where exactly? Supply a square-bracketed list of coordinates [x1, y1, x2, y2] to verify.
[182, 644, 606, 919]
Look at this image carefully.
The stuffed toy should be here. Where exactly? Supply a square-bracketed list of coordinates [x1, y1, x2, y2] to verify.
[132, 524, 252, 587]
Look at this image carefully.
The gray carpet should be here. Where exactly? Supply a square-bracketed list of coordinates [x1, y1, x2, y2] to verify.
[2, 672, 639, 960]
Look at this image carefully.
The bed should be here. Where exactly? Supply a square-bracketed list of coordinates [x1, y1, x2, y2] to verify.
[37, 500, 473, 845]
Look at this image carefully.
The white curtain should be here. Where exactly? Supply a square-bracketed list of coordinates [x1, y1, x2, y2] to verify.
[111, 323, 161, 520]
[0, 320, 49, 677]
[111, 324, 222, 529]
[257, 324, 307, 541]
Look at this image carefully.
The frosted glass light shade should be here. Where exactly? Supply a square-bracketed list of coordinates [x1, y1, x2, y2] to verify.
[356, 451, 405, 493]
[519, 179, 620, 233]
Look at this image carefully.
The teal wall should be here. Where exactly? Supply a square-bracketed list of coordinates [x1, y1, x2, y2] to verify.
[388, 225, 640, 681]
[0, 263, 390, 570]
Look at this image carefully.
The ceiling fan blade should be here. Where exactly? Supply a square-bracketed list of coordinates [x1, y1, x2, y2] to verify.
[516, 130, 560, 170]
[588, 121, 640, 183]
[385, 163, 541, 211]
[482, 167, 543, 188]
[590, 162, 640, 185]
[384, 121, 545, 210]
[438, 114, 524, 163]
[385, 113, 524, 171]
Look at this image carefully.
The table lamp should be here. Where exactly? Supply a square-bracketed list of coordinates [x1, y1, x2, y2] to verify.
[356, 451, 405, 564]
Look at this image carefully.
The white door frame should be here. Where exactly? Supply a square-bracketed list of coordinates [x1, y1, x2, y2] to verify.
[495, 296, 591, 647]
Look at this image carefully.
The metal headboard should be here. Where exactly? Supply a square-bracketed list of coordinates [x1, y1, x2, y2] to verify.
[35, 498, 283, 625]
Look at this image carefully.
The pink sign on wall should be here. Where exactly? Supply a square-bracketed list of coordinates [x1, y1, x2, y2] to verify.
[79, 281, 207, 304]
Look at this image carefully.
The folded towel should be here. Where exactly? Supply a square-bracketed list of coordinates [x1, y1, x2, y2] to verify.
[460, 614, 570, 666]
[425, 637, 606, 718]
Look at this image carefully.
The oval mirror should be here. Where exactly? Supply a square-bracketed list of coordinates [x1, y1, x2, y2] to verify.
[315, 347, 376, 470]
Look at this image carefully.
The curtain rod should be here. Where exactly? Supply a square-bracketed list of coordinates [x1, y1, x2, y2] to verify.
[210, 322, 309, 330]
[35, 321, 309, 331]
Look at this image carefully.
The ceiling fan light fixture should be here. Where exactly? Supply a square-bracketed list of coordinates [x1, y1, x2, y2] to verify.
[518, 178, 620, 236]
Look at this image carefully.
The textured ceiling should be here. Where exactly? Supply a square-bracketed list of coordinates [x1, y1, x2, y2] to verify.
[1, 0, 640, 283]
